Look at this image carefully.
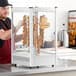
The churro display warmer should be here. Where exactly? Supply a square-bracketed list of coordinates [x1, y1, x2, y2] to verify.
[11, 7, 56, 67]
[68, 10, 76, 48]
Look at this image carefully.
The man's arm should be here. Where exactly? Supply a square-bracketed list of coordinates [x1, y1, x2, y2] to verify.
[0, 29, 11, 40]
[15, 20, 23, 32]
[14, 20, 23, 42]
[0, 20, 23, 41]
[15, 34, 22, 42]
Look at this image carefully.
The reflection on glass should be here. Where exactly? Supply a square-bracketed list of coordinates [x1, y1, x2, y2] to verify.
[13, 11, 55, 54]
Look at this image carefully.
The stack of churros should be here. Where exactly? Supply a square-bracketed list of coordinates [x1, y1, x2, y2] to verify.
[22, 15, 50, 54]
[22, 15, 29, 46]
[39, 15, 50, 48]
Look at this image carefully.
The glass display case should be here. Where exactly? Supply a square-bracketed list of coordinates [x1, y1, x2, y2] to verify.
[12, 7, 56, 67]
[56, 10, 76, 67]
[11, 7, 76, 68]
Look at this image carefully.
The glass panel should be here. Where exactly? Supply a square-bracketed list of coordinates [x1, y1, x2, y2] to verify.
[11, 7, 30, 66]
[37, 11, 55, 54]
[12, 7, 56, 67]
[13, 11, 30, 51]
[32, 10, 56, 67]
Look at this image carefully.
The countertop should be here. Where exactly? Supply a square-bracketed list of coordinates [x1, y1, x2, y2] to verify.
[1, 47, 76, 76]
[0, 64, 76, 76]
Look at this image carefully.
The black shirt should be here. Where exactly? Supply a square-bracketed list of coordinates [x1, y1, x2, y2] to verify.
[0, 17, 11, 47]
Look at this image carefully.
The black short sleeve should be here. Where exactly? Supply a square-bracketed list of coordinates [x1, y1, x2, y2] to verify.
[0, 17, 11, 48]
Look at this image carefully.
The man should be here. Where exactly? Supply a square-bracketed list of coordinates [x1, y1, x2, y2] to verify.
[0, 0, 22, 64]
